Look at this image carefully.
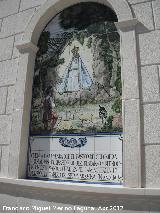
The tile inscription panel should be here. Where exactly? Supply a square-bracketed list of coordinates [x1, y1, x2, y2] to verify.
[28, 135, 123, 184]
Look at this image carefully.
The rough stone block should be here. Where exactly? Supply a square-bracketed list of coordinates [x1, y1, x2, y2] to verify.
[8, 107, 31, 178]
[20, 0, 47, 11]
[153, 0, 160, 30]
[0, 87, 7, 114]
[139, 30, 160, 65]
[144, 104, 160, 144]
[12, 33, 24, 59]
[145, 145, 160, 188]
[0, 37, 14, 61]
[0, 115, 12, 145]
[0, 9, 35, 38]
[121, 30, 139, 100]
[0, 58, 18, 87]
[8, 109, 23, 178]
[123, 99, 141, 187]
[141, 65, 160, 102]
[6, 86, 16, 114]
[0, 146, 9, 177]
[13, 52, 35, 111]
[132, 2, 154, 31]
[0, 0, 20, 19]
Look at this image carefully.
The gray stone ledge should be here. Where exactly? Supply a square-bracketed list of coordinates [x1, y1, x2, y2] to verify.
[0, 178, 160, 197]
[115, 18, 139, 30]
[16, 41, 39, 53]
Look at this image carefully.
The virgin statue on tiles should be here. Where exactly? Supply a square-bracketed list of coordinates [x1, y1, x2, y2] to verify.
[57, 43, 94, 94]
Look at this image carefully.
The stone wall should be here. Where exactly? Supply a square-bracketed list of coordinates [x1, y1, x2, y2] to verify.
[0, 0, 160, 212]
[133, 0, 160, 188]
[0, 0, 46, 177]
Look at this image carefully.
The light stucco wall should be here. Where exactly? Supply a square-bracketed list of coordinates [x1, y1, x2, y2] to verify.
[0, 0, 160, 212]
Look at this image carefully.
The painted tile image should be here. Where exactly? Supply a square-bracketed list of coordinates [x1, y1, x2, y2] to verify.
[30, 3, 122, 135]
[28, 3, 123, 184]
[28, 135, 123, 183]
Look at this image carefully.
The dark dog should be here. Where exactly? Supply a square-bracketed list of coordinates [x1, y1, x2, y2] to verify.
[99, 105, 107, 124]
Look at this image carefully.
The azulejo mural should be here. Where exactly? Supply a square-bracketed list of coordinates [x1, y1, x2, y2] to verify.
[28, 3, 123, 184]
[30, 3, 122, 135]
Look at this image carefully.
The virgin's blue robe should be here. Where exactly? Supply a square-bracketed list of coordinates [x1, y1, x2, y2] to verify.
[57, 56, 93, 93]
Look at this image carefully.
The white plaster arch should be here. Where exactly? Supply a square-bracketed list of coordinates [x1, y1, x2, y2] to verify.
[12, 0, 142, 188]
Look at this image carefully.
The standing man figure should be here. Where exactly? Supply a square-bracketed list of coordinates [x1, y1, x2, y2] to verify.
[43, 86, 58, 131]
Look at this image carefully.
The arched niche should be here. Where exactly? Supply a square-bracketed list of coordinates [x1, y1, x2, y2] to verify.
[28, 2, 122, 184]
[12, 0, 141, 188]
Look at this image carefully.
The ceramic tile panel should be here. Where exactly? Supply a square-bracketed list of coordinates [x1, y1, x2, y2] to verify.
[30, 3, 121, 136]
[28, 3, 122, 185]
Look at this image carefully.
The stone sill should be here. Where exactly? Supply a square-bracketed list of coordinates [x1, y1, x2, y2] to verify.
[0, 178, 160, 197]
